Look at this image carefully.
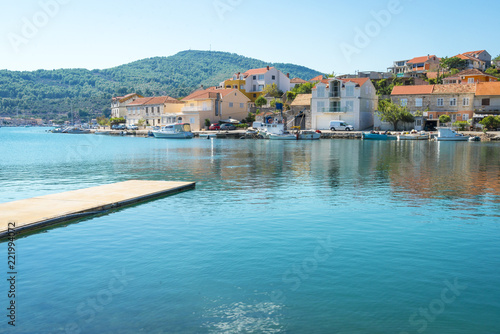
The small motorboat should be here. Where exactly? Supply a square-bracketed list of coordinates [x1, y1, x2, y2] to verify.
[152, 123, 194, 139]
[434, 128, 469, 141]
[362, 131, 397, 140]
[95, 130, 110, 135]
[398, 131, 429, 141]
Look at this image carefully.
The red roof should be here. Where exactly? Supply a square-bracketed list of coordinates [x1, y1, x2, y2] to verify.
[391, 85, 434, 95]
[455, 51, 487, 63]
[475, 82, 500, 96]
[310, 75, 323, 82]
[342, 78, 370, 86]
[127, 96, 179, 106]
[243, 67, 273, 76]
[182, 88, 244, 101]
[407, 55, 439, 64]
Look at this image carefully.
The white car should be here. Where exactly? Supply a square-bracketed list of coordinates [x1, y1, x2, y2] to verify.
[330, 120, 354, 131]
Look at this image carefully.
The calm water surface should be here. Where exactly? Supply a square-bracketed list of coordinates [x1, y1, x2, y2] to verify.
[0, 127, 499, 334]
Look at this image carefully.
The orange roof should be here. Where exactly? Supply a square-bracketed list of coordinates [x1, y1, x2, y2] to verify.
[112, 93, 143, 102]
[243, 67, 273, 76]
[392, 85, 434, 95]
[182, 88, 246, 101]
[407, 55, 439, 64]
[432, 84, 476, 94]
[475, 82, 500, 96]
[290, 78, 307, 84]
[127, 96, 179, 106]
[342, 78, 370, 86]
[310, 75, 323, 82]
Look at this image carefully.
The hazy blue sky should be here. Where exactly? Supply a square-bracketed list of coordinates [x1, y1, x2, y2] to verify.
[1, 0, 498, 76]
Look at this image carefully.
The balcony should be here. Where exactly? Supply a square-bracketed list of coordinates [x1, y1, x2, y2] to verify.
[329, 91, 341, 98]
[181, 106, 212, 113]
[317, 107, 350, 113]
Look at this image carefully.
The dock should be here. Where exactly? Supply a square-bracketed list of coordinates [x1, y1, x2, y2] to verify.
[0, 180, 195, 238]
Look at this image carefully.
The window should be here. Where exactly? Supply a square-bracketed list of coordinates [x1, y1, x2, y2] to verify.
[240, 85, 244, 90]
[400, 99, 408, 107]
[272, 75, 276, 80]
[229, 102, 234, 107]
[482, 98, 490, 106]
[415, 98, 423, 107]
[253, 85, 256, 91]
[190, 118, 195, 124]
[345, 101, 354, 112]
[258, 85, 264, 91]
[258, 75, 264, 80]
[463, 97, 469, 106]
[429, 114, 433, 119]
[233, 85, 237, 89]
[145, 107, 148, 114]
[240, 103, 244, 108]
[468, 78, 474, 84]
[450, 98, 456, 106]
[346, 86, 354, 97]
[437, 98, 444, 106]
[317, 101, 325, 112]
[253, 76, 256, 80]
[253, 94, 257, 98]
[316, 87, 325, 98]
[463, 114, 469, 121]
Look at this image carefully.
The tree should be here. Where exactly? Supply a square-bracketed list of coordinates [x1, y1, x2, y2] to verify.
[439, 114, 451, 125]
[376, 99, 409, 130]
[485, 67, 500, 78]
[96, 116, 109, 126]
[401, 111, 415, 130]
[453, 121, 469, 131]
[292, 82, 314, 95]
[440, 57, 467, 71]
[479, 115, 500, 130]
[255, 96, 267, 108]
[204, 118, 211, 127]
[262, 83, 282, 98]
[109, 117, 126, 126]
[286, 91, 296, 102]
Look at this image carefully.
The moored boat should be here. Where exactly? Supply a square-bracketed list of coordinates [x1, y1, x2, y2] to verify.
[398, 131, 429, 141]
[152, 123, 194, 139]
[63, 127, 91, 134]
[434, 128, 469, 141]
[362, 131, 397, 140]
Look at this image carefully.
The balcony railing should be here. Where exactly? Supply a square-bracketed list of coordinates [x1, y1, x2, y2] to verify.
[181, 106, 212, 113]
[328, 91, 341, 98]
[317, 107, 350, 113]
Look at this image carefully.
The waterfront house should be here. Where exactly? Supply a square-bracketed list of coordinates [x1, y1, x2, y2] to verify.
[442, 69, 498, 85]
[311, 78, 377, 130]
[126, 96, 181, 127]
[389, 84, 475, 129]
[111, 93, 143, 118]
[454, 50, 491, 71]
[289, 93, 312, 129]
[181, 88, 251, 128]
[221, 66, 291, 102]
[474, 82, 500, 116]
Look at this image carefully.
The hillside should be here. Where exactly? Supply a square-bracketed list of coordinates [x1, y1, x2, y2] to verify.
[0, 50, 322, 122]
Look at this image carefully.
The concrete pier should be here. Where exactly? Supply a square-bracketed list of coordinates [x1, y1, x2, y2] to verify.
[0, 180, 195, 238]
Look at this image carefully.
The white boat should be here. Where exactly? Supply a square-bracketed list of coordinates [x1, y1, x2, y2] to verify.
[398, 131, 429, 141]
[299, 130, 321, 140]
[152, 123, 194, 139]
[63, 127, 91, 134]
[434, 128, 469, 141]
[199, 133, 216, 139]
[268, 132, 297, 140]
[95, 131, 110, 135]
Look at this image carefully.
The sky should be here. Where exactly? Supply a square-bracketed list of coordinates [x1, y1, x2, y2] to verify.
[0, 0, 498, 76]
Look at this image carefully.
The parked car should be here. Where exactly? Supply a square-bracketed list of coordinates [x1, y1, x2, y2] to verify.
[127, 125, 139, 130]
[329, 120, 354, 131]
[209, 123, 220, 130]
[220, 123, 236, 130]
[112, 124, 126, 130]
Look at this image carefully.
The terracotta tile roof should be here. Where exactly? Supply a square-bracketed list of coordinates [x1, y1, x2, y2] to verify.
[451, 68, 497, 79]
[432, 84, 476, 94]
[475, 82, 500, 96]
[342, 78, 370, 86]
[407, 55, 439, 64]
[127, 96, 179, 106]
[243, 67, 274, 76]
[455, 51, 487, 63]
[426, 71, 440, 79]
[310, 75, 323, 82]
[392, 85, 434, 95]
[182, 88, 247, 101]
[112, 93, 142, 102]
[290, 78, 307, 84]
[291, 94, 312, 106]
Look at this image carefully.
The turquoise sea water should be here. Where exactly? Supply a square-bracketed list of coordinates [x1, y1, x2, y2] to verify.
[1, 127, 499, 334]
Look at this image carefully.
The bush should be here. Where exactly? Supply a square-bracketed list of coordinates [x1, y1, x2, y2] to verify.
[204, 118, 210, 127]
[453, 121, 469, 131]
[439, 115, 451, 124]
[236, 123, 248, 128]
[479, 115, 500, 130]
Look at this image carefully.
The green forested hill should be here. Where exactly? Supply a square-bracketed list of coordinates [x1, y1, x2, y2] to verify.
[0, 50, 322, 121]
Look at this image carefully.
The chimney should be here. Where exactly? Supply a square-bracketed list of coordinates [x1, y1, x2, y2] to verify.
[267, 66, 270, 70]
[201, 85, 204, 89]
[286, 73, 290, 78]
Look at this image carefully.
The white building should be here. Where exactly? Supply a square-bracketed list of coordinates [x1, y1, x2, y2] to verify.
[111, 93, 143, 118]
[311, 78, 377, 130]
